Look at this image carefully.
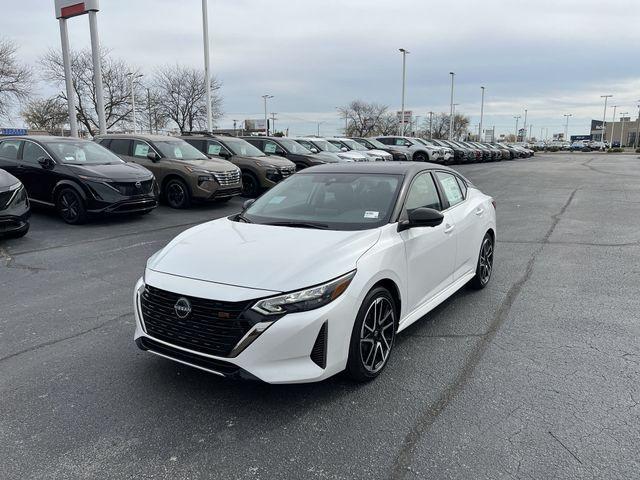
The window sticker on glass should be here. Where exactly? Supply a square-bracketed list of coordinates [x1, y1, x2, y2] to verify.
[208, 144, 222, 156]
[364, 211, 379, 219]
[441, 176, 463, 204]
[268, 196, 286, 204]
[264, 142, 277, 154]
[134, 143, 149, 157]
[173, 147, 183, 158]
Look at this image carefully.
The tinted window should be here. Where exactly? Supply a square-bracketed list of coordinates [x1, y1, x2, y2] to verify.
[377, 138, 393, 145]
[0, 140, 21, 160]
[22, 141, 49, 164]
[435, 172, 464, 207]
[109, 139, 130, 156]
[404, 172, 441, 213]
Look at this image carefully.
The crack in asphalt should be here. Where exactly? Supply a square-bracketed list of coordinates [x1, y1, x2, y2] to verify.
[0, 247, 47, 272]
[389, 188, 578, 479]
[581, 158, 640, 177]
[548, 431, 583, 465]
[0, 312, 130, 365]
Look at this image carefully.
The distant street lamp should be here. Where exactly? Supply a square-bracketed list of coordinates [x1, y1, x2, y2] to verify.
[452, 104, 459, 139]
[513, 115, 521, 142]
[448, 72, 455, 139]
[523, 108, 528, 141]
[201, 0, 213, 132]
[479, 86, 485, 141]
[600, 95, 613, 142]
[399, 48, 409, 136]
[563, 113, 572, 141]
[127, 72, 143, 133]
[610, 105, 618, 146]
[262, 94, 273, 135]
[428, 111, 434, 139]
[317, 121, 325, 136]
[619, 112, 629, 147]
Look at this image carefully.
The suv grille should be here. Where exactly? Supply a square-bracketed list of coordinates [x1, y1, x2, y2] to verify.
[213, 170, 241, 186]
[111, 179, 153, 196]
[140, 285, 254, 357]
[279, 166, 295, 178]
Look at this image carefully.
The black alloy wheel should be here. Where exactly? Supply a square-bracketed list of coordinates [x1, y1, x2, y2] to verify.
[471, 233, 494, 289]
[165, 178, 191, 209]
[347, 287, 397, 381]
[241, 172, 260, 198]
[56, 188, 87, 225]
[413, 152, 427, 162]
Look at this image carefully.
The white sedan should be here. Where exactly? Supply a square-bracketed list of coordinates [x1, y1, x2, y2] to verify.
[134, 162, 496, 383]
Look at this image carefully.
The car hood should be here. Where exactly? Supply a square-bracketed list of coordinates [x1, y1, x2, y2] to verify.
[0, 169, 20, 190]
[64, 162, 152, 181]
[174, 158, 239, 173]
[234, 155, 294, 168]
[148, 217, 381, 293]
[313, 151, 340, 163]
[337, 151, 368, 161]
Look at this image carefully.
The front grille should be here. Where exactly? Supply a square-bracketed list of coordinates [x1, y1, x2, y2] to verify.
[310, 322, 328, 369]
[213, 169, 241, 186]
[139, 337, 239, 376]
[140, 285, 254, 357]
[111, 179, 153, 196]
[279, 167, 295, 178]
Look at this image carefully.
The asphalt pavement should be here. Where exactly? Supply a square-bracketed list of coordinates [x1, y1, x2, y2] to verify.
[1, 153, 639, 479]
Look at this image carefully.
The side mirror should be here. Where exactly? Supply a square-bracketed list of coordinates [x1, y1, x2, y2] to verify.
[242, 199, 255, 210]
[341, 147, 348, 152]
[38, 156, 55, 169]
[147, 151, 160, 162]
[219, 151, 231, 159]
[398, 207, 444, 231]
[310, 147, 318, 153]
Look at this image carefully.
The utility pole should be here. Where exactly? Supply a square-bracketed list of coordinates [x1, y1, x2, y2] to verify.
[513, 115, 521, 142]
[233, 119, 237, 136]
[523, 109, 528, 141]
[600, 94, 613, 142]
[620, 113, 629, 147]
[540, 127, 544, 141]
[479, 86, 485, 142]
[58, 18, 78, 137]
[449, 72, 455, 139]
[428, 111, 434, 139]
[635, 102, 640, 149]
[452, 104, 459, 139]
[201, 0, 213, 133]
[127, 72, 142, 133]
[146, 88, 152, 134]
[563, 114, 572, 141]
[529, 124, 533, 141]
[610, 105, 618, 146]
[270, 113, 277, 134]
[399, 48, 409, 136]
[262, 94, 273, 135]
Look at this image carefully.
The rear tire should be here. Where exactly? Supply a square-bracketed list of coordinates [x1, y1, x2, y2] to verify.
[241, 172, 260, 198]
[164, 178, 191, 209]
[470, 233, 494, 289]
[346, 287, 397, 382]
[56, 188, 87, 225]
[413, 152, 427, 162]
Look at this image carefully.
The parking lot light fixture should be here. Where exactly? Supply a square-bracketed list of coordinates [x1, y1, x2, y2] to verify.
[523, 109, 528, 141]
[399, 48, 409, 136]
[479, 87, 485, 142]
[563, 113, 572, 141]
[610, 105, 618, 146]
[635, 102, 640, 149]
[127, 73, 143, 134]
[513, 115, 521, 142]
[262, 95, 273, 135]
[601, 95, 613, 142]
[449, 72, 455, 139]
[428, 111, 434, 139]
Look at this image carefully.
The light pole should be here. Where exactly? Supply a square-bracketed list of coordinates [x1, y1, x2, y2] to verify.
[270, 113, 277, 134]
[316, 121, 325, 136]
[635, 102, 640, 149]
[146, 87, 152, 134]
[88, 9, 106, 134]
[479, 86, 485, 142]
[399, 48, 409, 136]
[563, 114, 572, 141]
[449, 72, 455, 139]
[620, 112, 629, 147]
[262, 95, 273, 135]
[452, 104, 459, 139]
[127, 73, 142, 133]
[513, 115, 521, 142]
[523, 109, 528, 141]
[428, 111, 434, 139]
[529, 124, 533, 141]
[610, 105, 618, 146]
[600, 94, 613, 142]
[201, 0, 213, 133]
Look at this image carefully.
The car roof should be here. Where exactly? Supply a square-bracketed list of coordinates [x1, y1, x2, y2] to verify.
[94, 133, 181, 142]
[0, 135, 91, 143]
[299, 161, 455, 176]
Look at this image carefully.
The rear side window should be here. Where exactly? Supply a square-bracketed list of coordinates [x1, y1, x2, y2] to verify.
[109, 139, 131, 156]
[435, 172, 464, 207]
[0, 140, 21, 160]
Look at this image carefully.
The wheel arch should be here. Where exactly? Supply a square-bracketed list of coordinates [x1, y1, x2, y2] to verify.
[370, 278, 402, 323]
[161, 173, 192, 195]
[53, 180, 88, 203]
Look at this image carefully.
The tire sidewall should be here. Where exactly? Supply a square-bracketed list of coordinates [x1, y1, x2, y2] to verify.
[56, 188, 86, 225]
[164, 179, 191, 209]
[241, 172, 260, 198]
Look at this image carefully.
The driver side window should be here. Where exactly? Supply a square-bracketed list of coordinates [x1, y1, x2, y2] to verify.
[404, 172, 442, 214]
[22, 141, 49, 164]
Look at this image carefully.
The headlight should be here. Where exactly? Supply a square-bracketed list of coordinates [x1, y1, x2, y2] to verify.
[251, 271, 356, 315]
[78, 174, 111, 182]
[256, 161, 276, 168]
[185, 166, 212, 175]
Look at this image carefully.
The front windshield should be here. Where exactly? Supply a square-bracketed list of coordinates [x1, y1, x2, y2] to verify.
[364, 138, 388, 149]
[278, 138, 312, 154]
[340, 139, 368, 151]
[45, 140, 124, 165]
[154, 140, 207, 160]
[243, 172, 402, 231]
[221, 138, 265, 157]
[312, 139, 341, 153]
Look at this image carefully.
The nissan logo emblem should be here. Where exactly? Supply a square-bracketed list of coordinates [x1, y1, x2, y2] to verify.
[174, 297, 192, 319]
[135, 181, 142, 188]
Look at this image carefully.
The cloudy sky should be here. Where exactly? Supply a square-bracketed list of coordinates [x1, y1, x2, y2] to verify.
[4, 0, 640, 137]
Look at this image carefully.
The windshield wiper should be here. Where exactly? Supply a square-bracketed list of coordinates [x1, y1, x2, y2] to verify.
[236, 213, 252, 223]
[264, 221, 329, 230]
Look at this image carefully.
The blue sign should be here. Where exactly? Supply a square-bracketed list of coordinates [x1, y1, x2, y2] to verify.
[1, 128, 27, 136]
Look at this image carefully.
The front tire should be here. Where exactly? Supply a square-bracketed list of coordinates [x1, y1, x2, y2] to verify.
[346, 287, 397, 382]
[470, 233, 494, 289]
[56, 188, 87, 225]
[164, 178, 191, 209]
[413, 152, 427, 162]
[241, 172, 260, 198]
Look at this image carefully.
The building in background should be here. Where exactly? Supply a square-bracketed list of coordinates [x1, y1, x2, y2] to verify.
[592, 117, 640, 147]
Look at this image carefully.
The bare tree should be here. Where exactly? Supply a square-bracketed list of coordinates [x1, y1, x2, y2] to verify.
[419, 112, 470, 140]
[138, 88, 168, 134]
[153, 65, 222, 134]
[0, 38, 31, 119]
[40, 48, 141, 135]
[338, 100, 390, 137]
[22, 96, 68, 132]
[376, 114, 400, 135]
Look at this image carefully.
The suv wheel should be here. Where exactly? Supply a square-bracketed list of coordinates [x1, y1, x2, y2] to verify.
[346, 287, 397, 382]
[241, 172, 260, 198]
[413, 152, 427, 162]
[56, 188, 87, 225]
[164, 178, 191, 209]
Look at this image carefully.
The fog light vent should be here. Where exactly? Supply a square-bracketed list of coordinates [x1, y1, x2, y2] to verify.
[310, 322, 328, 369]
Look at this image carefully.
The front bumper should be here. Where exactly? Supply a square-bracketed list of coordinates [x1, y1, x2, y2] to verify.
[133, 272, 358, 384]
[0, 212, 30, 235]
[88, 197, 158, 214]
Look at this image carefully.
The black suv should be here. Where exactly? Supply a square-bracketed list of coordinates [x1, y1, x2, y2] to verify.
[241, 136, 326, 170]
[0, 136, 157, 224]
[0, 169, 30, 237]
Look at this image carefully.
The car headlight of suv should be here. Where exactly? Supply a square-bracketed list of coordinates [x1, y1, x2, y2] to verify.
[251, 271, 356, 315]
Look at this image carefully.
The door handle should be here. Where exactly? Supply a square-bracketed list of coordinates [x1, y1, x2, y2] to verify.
[444, 224, 455, 234]
[475, 207, 484, 216]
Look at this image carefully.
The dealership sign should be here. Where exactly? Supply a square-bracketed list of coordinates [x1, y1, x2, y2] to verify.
[396, 110, 413, 124]
[55, 0, 99, 19]
[0, 128, 27, 136]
